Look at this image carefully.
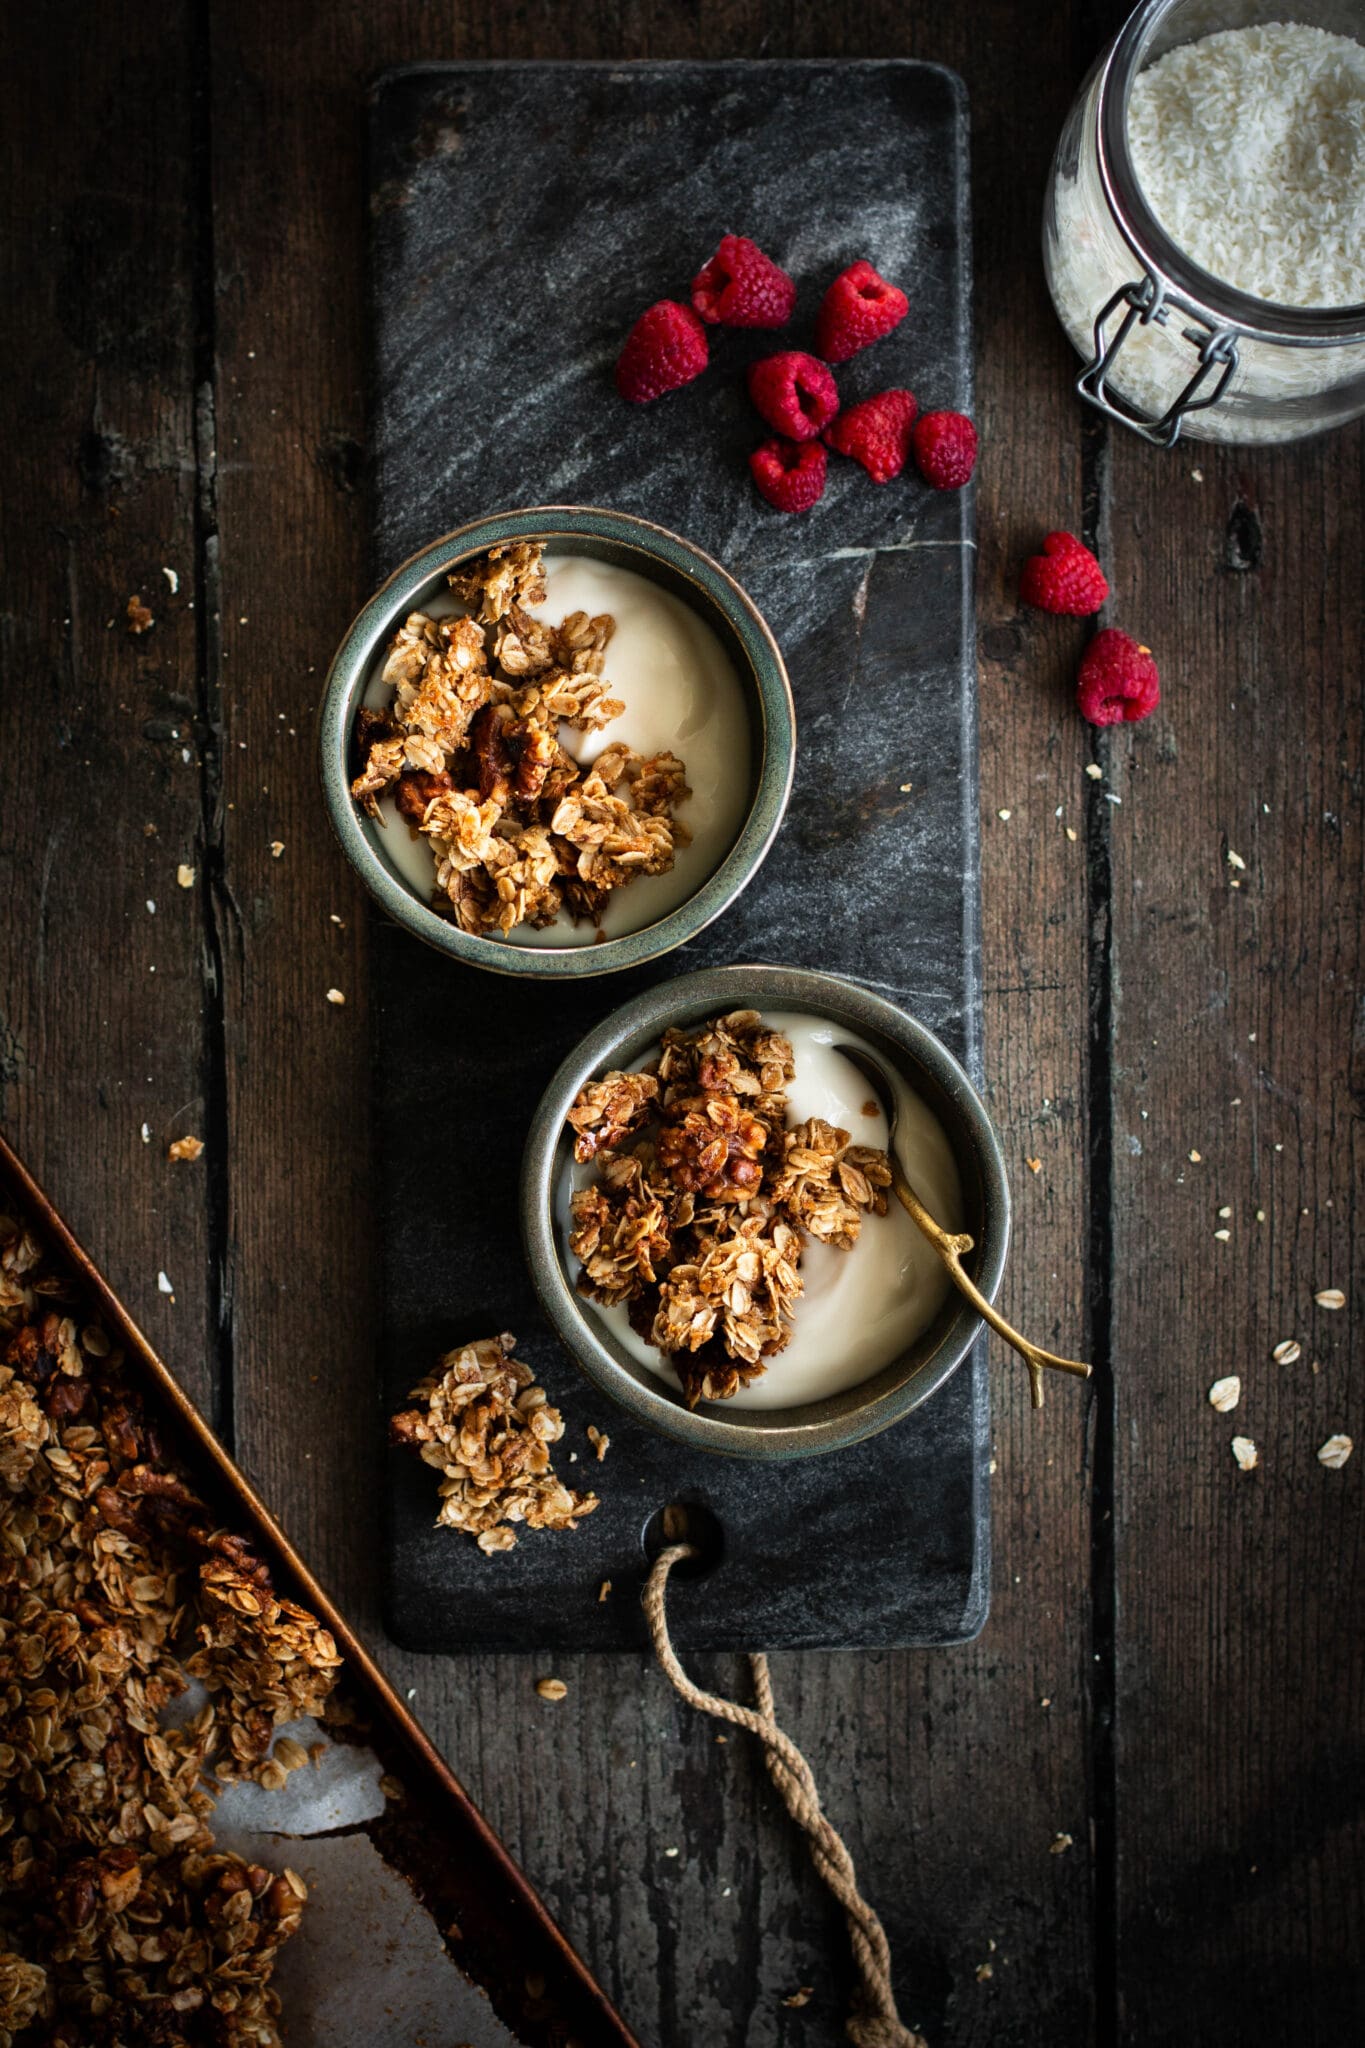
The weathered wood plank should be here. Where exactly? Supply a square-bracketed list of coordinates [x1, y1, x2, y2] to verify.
[1104, 421, 1365, 2042]
[206, 2, 1100, 2041]
[0, 4, 217, 1416]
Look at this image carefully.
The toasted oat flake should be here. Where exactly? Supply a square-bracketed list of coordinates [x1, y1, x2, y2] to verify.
[783, 1988, 815, 2008]
[587, 1424, 611, 1462]
[536, 1677, 568, 1702]
[1025, 1157, 1042, 1174]
[1272, 1339, 1301, 1364]
[1189, 1149, 1202, 1163]
[1231, 1435, 1259, 1471]
[1050, 1833, 1074, 1854]
[126, 593, 154, 634]
[1315, 1288, 1346, 1310]
[598, 1578, 612, 1601]
[1317, 1433, 1353, 1468]
[168, 1134, 205, 1162]
[271, 840, 285, 858]
[177, 861, 196, 888]
[1208, 1376, 1241, 1412]
[326, 987, 346, 1005]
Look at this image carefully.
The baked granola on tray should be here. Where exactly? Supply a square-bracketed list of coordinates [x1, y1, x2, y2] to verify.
[0, 1213, 340, 2046]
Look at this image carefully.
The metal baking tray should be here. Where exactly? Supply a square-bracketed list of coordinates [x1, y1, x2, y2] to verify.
[0, 1130, 638, 2048]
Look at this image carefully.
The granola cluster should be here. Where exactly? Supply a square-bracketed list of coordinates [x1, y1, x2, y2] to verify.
[350, 543, 691, 937]
[0, 1211, 341, 2046]
[566, 1011, 893, 1404]
[389, 1335, 599, 1556]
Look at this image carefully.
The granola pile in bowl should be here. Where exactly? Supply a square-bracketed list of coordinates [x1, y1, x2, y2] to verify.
[521, 965, 1012, 1460]
[318, 508, 795, 978]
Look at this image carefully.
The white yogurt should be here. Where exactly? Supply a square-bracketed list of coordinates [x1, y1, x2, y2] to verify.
[559, 1012, 964, 1410]
[363, 554, 753, 945]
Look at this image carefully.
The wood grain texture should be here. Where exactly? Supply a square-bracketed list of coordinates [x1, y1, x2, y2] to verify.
[4, 0, 1361, 2042]
[1103, 426, 1365, 2040]
[0, 1, 217, 1418]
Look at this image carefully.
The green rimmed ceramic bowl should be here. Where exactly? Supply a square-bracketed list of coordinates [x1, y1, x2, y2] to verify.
[317, 507, 795, 978]
[520, 964, 1011, 1461]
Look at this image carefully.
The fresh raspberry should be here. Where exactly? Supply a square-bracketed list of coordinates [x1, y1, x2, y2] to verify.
[747, 352, 839, 441]
[815, 260, 909, 362]
[1020, 532, 1109, 616]
[691, 235, 796, 328]
[749, 438, 827, 514]
[615, 300, 709, 404]
[1076, 629, 1160, 726]
[824, 389, 918, 484]
[911, 410, 978, 490]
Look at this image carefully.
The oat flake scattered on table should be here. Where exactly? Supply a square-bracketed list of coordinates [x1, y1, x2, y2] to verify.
[1231, 1436, 1258, 1471]
[1315, 1288, 1346, 1311]
[1208, 1376, 1241, 1413]
[1317, 1434, 1353, 1470]
[1272, 1339, 1301, 1365]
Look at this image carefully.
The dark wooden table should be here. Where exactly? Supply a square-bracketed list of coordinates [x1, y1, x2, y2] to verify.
[3, 5, 1361, 2043]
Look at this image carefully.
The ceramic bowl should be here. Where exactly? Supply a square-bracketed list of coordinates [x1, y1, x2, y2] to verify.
[520, 964, 1011, 1460]
[317, 507, 795, 978]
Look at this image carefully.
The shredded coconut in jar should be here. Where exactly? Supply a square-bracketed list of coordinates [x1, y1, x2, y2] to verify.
[1127, 22, 1365, 309]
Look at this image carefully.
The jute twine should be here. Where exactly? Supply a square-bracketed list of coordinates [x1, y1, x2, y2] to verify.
[642, 1543, 926, 2048]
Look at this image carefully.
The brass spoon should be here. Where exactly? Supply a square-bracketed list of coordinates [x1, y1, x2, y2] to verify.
[833, 1042, 1091, 1409]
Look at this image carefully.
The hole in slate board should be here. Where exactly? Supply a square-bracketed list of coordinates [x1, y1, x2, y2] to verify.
[642, 1500, 725, 1578]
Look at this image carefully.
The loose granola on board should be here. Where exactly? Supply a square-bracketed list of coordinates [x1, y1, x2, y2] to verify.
[350, 543, 691, 938]
[389, 1334, 599, 1556]
[0, 1209, 341, 2047]
[566, 1010, 892, 1404]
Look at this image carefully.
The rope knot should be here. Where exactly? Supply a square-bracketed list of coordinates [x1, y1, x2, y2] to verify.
[644, 1543, 925, 2048]
[846, 2015, 928, 2048]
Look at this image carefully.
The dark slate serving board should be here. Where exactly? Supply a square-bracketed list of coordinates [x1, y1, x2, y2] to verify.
[366, 60, 988, 1652]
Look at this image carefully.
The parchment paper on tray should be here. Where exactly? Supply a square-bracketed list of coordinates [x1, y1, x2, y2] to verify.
[214, 1723, 526, 2048]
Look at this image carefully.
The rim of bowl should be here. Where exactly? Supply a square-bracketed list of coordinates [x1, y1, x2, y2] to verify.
[520, 964, 1012, 1460]
[316, 506, 796, 979]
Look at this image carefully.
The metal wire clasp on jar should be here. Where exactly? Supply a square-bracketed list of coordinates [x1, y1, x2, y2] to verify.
[1042, 0, 1365, 447]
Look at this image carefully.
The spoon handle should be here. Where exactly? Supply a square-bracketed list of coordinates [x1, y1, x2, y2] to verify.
[888, 1166, 1091, 1409]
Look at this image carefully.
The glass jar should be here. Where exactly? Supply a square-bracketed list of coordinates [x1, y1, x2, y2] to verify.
[1043, 0, 1365, 445]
